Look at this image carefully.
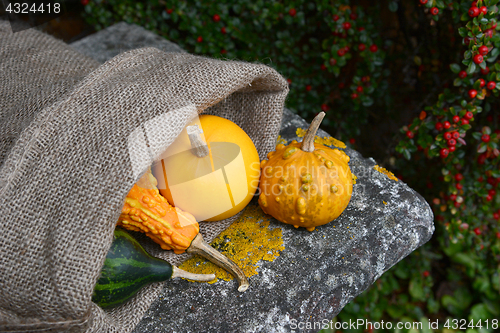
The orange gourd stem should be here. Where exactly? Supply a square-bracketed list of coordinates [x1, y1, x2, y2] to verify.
[301, 112, 325, 152]
[117, 169, 249, 291]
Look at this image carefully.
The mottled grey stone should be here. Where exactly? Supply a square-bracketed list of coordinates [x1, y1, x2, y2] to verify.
[69, 23, 434, 333]
[132, 109, 434, 333]
[70, 22, 185, 64]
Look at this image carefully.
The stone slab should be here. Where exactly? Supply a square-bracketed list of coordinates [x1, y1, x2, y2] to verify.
[69, 23, 434, 333]
[70, 22, 185, 64]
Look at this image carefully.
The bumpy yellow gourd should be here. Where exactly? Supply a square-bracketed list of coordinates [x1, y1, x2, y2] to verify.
[258, 112, 353, 231]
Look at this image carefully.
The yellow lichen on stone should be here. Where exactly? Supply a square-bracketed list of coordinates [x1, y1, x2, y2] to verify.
[276, 135, 287, 146]
[179, 204, 285, 284]
[374, 165, 399, 182]
[352, 174, 357, 184]
[295, 128, 347, 148]
[296, 128, 307, 138]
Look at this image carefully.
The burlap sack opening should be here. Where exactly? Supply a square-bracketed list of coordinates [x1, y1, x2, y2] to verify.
[0, 22, 288, 332]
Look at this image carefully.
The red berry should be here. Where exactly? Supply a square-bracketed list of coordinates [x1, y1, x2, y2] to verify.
[287, 78, 292, 85]
[481, 66, 490, 75]
[485, 29, 494, 38]
[430, 7, 439, 15]
[480, 6, 488, 15]
[453, 115, 460, 123]
[166, 8, 173, 14]
[487, 81, 496, 90]
[456, 183, 463, 190]
[329, 58, 337, 66]
[444, 121, 451, 129]
[435, 122, 444, 131]
[358, 43, 366, 51]
[489, 189, 496, 197]
[423, 270, 430, 277]
[351, 93, 358, 99]
[350, 13, 357, 20]
[479, 45, 489, 55]
[406, 131, 414, 139]
[497, 232, 500, 239]
[459, 70, 467, 79]
[358, 27, 365, 31]
[420, 0, 428, 4]
[465, 111, 474, 120]
[486, 194, 493, 201]
[221, 27, 227, 34]
[289, 8, 297, 17]
[356, 86, 363, 93]
[478, 153, 487, 164]
[321, 64, 326, 71]
[448, 138, 457, 147]
[349, 138, 356, 144]
[462, 118, 470, 125]
[321, 104, 329, 111]
[220, 49, 227, 54]
[469, 7, 480, 17]
[444, 132, 452, 140]
[81, 0, 89, 5]
[369, 44, 378, 52]
[479, 79, 486, 87]
[213, 14, 221, 22]
[473, 54, 484, 64]
[455, 173, 463, 181]
[197, 36, 203, 43]
[449, 146, 456, 152]
[469, 89, 478, 98]
[333, 14, 339, 21]
[450, 194, 457, 201]
[452, 131, 460, 140]
[306, 85, 312, 91]
[482, 134, 491, 142]
[343, 22, 351, 30]
[337, 48, 346, 56]
[494, 213, 500, 220]
[344, 46, 350, 52]
[440, 148, 449, 158]
[474, 227, 482, 235]
[464, 37, 473, 45]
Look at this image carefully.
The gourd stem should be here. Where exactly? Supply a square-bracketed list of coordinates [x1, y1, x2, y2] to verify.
[171, 266, 216, 282]
[187, 233, 250, 292]
[187, 125, 209, 158]
[301, 111, 325, 152]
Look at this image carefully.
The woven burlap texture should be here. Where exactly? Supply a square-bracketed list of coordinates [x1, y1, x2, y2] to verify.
[0, 21, 288, 333]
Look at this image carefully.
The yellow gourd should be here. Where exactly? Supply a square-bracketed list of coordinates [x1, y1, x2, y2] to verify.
[152, 115, 261, 222]
[258, 112, 353, 231]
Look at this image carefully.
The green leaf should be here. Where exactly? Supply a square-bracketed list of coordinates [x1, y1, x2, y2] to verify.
[469, 304, 494, 321]
[467, 62, 477, 74]
[403, 149, 411, 160]
[409, 278, 425, 301]
[450, 63, 461, 73]
[388, 1, 398, 12]
[459, 27, 468, 37]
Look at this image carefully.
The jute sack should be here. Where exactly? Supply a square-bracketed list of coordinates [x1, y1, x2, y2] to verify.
[0, 21, 288, 332]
